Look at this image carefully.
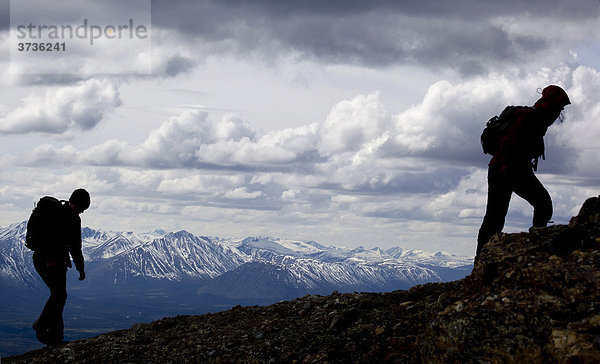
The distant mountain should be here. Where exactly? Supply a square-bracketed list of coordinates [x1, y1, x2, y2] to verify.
[386, 247, 474, 281]
[0, 222, 40, 288]
[87, 230, 246, 287]
[0, 223, 473, 294]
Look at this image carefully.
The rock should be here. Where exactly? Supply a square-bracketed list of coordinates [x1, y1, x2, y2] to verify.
[570, 195, 600, 226]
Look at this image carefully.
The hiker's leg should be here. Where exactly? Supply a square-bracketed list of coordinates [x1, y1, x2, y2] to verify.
[513, 170, 552, 228]
[33, 253, 67, 343]
[33, 252, 52, 329]
[45, 264, 67, 342]
[477, 167, 513, 255]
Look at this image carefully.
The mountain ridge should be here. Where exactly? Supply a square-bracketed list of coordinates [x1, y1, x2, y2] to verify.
[0, 222, 472, 291]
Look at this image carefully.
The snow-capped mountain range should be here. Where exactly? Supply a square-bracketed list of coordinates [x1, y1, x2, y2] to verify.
[0, 221, 473, 298]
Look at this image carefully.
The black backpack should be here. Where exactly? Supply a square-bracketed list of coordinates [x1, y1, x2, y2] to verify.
[480, 106, 519, 155]
[25, 196, 66, 251]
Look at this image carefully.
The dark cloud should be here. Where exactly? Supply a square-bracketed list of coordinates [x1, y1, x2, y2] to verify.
[0, 0, 8, 31]
[164, 56, 197, 77]
[320, 166, 467, 195]
[151, 0, 599, 21]
[149, 0, 599, 75]
[5, 0, 597, 84]
[13, 74, 88, 86]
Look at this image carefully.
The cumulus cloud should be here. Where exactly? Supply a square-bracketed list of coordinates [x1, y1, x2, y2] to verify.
[66, 109, 320, 169]
[17, 64, 600, 182]
[157, 174, 244, 195]
[23, 144, 78, 165]
[381, 65, 600, 175]
[552, 66, 600, 178]
[136, 111, 268, 168]
[0, 79, 122, 135]
[318, 92, 387, 154]
[224, 187, 262, 199]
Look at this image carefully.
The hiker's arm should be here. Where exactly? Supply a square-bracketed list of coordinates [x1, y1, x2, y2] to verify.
[70, 216, 85, 276]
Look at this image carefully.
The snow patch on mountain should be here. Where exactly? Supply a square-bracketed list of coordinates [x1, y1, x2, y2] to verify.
[386, 247, 473, 268]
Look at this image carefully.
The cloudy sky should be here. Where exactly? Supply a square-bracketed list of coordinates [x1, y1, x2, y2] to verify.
[1, 0, 599, 256]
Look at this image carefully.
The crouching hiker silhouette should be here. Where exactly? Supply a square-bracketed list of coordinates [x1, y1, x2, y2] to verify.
[26, 188, 90, 345]
[477, 85, 570, 259]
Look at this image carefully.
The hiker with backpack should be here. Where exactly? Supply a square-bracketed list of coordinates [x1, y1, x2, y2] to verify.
[477, 85, 571, 258]
[26, 188, 91, 345]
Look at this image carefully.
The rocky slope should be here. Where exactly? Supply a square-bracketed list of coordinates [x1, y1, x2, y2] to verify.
[6, 196, 600, 363]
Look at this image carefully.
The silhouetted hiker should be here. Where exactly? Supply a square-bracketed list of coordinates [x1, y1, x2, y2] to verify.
[477, 85, 570, 258]
[26, 188, 90, 345]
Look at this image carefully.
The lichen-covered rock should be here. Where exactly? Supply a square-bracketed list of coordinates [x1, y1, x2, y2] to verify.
[6, 198, 600, 363]
[570, 195, 600, 226]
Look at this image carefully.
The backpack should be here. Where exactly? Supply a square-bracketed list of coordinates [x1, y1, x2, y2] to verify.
[480, 106, 520, 155]
[25, 196, 65, 251]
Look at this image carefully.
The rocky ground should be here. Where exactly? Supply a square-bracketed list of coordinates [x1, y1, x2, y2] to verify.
[6, 197, 600, 363]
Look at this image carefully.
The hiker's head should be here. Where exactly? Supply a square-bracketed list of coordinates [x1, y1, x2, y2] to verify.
[534, 85, 570, 125]
[69, 188, 90, 214]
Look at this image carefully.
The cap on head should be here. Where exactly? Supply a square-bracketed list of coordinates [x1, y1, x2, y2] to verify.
[69, 188, 90, 211]
[534, 85, 571, 109]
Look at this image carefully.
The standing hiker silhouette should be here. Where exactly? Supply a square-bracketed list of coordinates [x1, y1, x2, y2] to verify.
[477, 85, 570, 258]
[27, 189, 90, 345]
